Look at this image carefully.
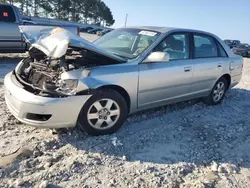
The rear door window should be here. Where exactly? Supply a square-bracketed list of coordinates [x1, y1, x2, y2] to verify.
[217, 41, 228, 57]
[193, 34, 218, 58]
[0, 5, 16, 22]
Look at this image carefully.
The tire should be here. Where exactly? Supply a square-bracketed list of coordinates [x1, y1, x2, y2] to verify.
[203, 77, 228, 105]
[77, 89, 128, 136]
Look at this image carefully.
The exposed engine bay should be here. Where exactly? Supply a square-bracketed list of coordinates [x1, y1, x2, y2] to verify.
[15, 47, 121, 97]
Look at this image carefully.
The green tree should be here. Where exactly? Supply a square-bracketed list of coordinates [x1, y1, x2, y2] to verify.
[12, 0, 32, 16]
[103, 6, 115, 26]
[80, 0, 95, 24]
[33, 0, 39, 16]
[0, 0, 14, 4]
[10, 0, 115, 26]
[39, 0, 52, 17]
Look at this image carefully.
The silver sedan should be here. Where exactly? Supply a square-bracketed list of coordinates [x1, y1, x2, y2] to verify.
[4, 26, 243, 135]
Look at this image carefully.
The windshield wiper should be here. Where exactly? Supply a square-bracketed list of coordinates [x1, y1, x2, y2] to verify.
[111, 52, 129, 60]
[117, 55, 129, 60]
[106, 49, 130, 60]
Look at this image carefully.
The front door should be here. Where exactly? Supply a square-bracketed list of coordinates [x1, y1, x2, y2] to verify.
[138, 32, 194, 109]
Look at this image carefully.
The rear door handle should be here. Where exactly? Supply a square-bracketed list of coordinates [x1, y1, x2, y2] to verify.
[184, 67, 191, 72]
[217, 64, 222, 68]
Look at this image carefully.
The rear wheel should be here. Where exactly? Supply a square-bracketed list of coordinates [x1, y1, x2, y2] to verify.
[203, 77, 228, 105]
[77, 90, 128, 136]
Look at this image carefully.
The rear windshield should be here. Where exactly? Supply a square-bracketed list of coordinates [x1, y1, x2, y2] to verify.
[0, 5, 16, 22]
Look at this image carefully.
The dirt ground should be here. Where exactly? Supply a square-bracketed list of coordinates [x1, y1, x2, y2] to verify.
[0, 37, 250, 187]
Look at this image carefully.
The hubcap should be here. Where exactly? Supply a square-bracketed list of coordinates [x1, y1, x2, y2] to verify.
[87, 99, 120, 130]
[213, 82, 225, 102]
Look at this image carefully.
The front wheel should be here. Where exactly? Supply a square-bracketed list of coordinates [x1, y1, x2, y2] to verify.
[77, 90, 128, 136]
[203, 77, 228, 105]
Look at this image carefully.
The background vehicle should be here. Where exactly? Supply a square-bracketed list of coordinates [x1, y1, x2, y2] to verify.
[0, 4, 80, 53]
[4, 26, 243, 136]
[80, 26, 94, 33]
[224, 39, 241, 48]
[87, 28, 103, 34]
[232, 43, 250, 57]
[97, 29, 113, 36]
[224, 39, 233, 48]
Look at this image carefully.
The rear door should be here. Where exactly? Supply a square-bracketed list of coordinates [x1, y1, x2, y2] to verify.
[0, 5, 23, 52]
[191, 33, 229, 95]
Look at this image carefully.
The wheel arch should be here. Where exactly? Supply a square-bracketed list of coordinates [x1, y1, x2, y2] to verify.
[221, 74, 231, 90]
[96, 85, 131, 113]
[209, 74, 231, 94]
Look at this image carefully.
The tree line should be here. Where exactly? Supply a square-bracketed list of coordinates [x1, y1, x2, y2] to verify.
[0, 0, 115, 26]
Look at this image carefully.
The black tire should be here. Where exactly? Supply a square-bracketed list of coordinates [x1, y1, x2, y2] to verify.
[77, 89, 128, 136]
[203, 77, 228, 105]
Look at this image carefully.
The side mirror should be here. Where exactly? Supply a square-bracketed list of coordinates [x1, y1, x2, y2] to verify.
[143, 51, 170, 63]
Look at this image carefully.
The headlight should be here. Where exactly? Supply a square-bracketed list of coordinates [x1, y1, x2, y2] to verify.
[57, 79, 78, 95]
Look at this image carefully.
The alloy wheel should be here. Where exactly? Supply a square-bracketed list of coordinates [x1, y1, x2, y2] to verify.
[213, 82, 225, 102]
[87, 98, 120, 130]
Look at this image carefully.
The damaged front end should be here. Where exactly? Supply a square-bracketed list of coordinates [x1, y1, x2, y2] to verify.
[15, 49, 81, 97]
[14, 26, 126, 97]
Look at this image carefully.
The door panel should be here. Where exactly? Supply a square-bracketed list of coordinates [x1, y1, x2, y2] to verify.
[0, 5, 23, 51]
[0, 22, 23, 50]
[138, 59, 194, 108]
[192, 58, 225, 93]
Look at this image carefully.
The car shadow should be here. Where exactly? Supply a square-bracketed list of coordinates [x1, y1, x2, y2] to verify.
[57, 87, 250, 169]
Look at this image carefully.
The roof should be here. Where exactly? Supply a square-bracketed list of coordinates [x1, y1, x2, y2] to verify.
[124, 26, 178, 33]
[120, 26, 215, 36]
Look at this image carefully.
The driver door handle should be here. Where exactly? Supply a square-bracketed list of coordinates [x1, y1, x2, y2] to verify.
[184, 67, 191, 72]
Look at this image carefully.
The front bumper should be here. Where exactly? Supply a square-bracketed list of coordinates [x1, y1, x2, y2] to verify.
[4, 72, 92, 128]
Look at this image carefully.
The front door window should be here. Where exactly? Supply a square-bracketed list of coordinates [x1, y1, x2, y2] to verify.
[154, 33, 190, 60]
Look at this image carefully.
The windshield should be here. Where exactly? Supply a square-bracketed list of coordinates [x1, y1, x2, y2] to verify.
[94, 28, 161, 59]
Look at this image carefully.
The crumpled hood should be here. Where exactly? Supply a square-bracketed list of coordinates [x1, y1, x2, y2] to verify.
[19, 25, 126, 62]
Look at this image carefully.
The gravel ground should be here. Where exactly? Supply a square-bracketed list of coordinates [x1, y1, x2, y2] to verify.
[0, 35, 250, 187]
